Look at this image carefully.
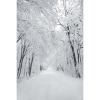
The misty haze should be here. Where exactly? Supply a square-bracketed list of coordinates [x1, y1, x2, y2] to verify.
[17, 0, 83, 100]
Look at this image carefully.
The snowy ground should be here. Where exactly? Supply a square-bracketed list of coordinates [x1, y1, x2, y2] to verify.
[17, 67, 83, 100]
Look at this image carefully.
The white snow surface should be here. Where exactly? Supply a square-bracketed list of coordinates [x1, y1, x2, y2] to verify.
[17, 67, 83, 100]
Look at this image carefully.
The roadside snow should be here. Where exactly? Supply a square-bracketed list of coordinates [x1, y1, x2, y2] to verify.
[17, 67, 83, 100]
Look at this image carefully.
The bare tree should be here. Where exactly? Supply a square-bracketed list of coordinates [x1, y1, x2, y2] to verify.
[17, 40, 30, 78]
[56, 0, 82, 72]
[28, 53, 34, 76]
[57, 20, 77, 67]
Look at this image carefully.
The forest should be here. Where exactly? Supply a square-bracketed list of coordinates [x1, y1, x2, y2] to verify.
[17, 0, 83, 80]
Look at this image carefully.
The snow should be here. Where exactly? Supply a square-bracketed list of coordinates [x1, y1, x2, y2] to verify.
[17, 67, 83, 100]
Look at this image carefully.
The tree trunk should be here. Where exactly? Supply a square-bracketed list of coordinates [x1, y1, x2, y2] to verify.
[17, 40, 29, 78]
[17, 54, 24, 78]
[28, 53, 34, 76]
[77, 49, 80, 63]
[67, 26, 77, 68]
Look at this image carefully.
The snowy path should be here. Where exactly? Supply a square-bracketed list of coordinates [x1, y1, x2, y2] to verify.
[17, 68, 83, 100]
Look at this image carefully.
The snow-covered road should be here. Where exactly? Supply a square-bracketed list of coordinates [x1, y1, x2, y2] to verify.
[17, 68, 83, 100]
